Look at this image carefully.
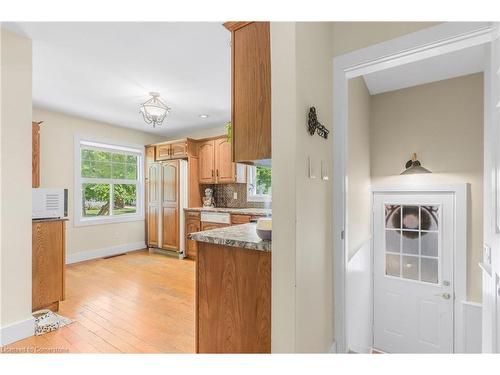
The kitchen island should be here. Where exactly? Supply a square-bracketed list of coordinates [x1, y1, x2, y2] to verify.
[189, 223, 271, 353]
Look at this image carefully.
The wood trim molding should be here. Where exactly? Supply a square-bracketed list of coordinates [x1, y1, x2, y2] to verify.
[223, 22, 253, 32]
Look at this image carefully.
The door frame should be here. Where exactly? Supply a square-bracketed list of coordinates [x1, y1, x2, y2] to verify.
[371, 184, 468, 352]
[332, 22, 496, 353]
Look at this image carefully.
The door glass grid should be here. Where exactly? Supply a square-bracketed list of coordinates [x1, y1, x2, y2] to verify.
[384, 204, 440, 284]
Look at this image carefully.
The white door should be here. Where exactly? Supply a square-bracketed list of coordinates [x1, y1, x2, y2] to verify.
[373, 192, 454, 353]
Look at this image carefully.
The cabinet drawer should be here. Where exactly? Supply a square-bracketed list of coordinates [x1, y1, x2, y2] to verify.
[201, 222, 229, 231]
[231, 214, 251, 224]
[186, 210, 201, 219]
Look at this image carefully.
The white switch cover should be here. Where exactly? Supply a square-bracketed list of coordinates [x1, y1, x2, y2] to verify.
[321, 160, 329, 181]
[233, 192, 238, 200]
[308, 156, 316, 179]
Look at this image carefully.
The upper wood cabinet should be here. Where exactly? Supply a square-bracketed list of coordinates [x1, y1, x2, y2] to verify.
[145, 145, 156, 164]
[198, 136, 247, 184]
[224, 22, 271, 163]
[215, 137, 235, 183]
[154, 139, 193, 161]
[198, 140, 216, 184]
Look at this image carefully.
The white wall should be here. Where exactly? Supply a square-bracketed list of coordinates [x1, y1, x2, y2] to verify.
[33, 107, 164, 262]
[369, 73, 484, 302]
[347, 77, 372, 260]
[0, 27, 34, 345]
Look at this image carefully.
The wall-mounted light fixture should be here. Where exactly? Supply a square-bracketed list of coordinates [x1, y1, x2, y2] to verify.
[401, 153, 431, 175]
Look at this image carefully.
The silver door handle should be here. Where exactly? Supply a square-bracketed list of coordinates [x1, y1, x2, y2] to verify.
[435, 293, 451, 300]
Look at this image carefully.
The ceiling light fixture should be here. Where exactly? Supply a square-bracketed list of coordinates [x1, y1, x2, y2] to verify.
[401, 153, 431, 175]
[139, 92, 171, 128]
[199, 114, 209, 119]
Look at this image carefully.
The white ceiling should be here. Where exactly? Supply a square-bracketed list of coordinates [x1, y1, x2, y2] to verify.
[363, 44, 485, 95]
[4, 22, 231, 136]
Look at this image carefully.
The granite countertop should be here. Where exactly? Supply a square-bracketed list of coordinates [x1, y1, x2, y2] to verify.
[184, 207, 271, 216]
[32, 217, 69, 222]
[188, 223, 271, 252]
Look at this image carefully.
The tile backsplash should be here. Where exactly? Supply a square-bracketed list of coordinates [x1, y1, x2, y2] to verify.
[202, 183, 271, 209]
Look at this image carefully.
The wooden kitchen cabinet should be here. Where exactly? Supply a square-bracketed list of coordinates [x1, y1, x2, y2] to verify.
[32, 219, 66, 312]
[155, 139, 193, 161]
[185, 217, 201, 259]
[145, 145, 156, 163]
[231, 214, 252, 224]
[161, 161, 180, 251]
[198, 139, 215, 183]
[196, 242, 271, 353]
[198, 136, 247, 184]
[224, 22, 271, 162]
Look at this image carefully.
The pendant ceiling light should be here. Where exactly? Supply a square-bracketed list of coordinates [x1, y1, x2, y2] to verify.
[401, 153, 431, 175]
[139, 92, 171, 128]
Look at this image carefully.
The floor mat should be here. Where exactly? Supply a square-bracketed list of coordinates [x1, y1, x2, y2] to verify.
[33, 309, 73, 336]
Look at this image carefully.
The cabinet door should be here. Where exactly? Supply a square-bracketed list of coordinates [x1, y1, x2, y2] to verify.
[185, 218, 201, 259]
[156, 144, 171, 160]
[32, 221, 65, 311]
[145, 146, 156, 163]
[161, 161, 179, 251]
[170, 141, 188, 159]
[231, 22, 271, 162]
[146, 163, 161, 247]
[215, 137, 235, 183]
[198, 140, 215, 184]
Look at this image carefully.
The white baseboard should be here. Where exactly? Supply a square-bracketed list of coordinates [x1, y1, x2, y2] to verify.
[66, 241, 146, 264]
[462, 300, 482, 353]
[329, 341, 337, 353]
[0, 317, 35, 346]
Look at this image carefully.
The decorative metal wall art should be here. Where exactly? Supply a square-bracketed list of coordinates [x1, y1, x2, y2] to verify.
[307, 107, 329, 139]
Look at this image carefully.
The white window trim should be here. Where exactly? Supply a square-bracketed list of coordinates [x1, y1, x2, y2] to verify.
[74, 136, 145, 227]
[247, 165, 272, 203]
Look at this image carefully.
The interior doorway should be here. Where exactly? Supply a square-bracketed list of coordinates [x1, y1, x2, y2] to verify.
[333, 22, 497, 353]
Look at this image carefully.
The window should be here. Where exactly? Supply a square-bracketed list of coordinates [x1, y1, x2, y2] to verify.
[247, 165, 272, 202]
[384, 204, 440, 284]
[75, 139, 144, 226]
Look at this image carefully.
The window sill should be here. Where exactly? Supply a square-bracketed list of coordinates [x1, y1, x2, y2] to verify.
[74, 214, 144, 227]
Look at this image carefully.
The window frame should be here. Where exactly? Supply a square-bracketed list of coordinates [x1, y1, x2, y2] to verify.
[74, 136, 145, 227]
[246, 165, 272, 203]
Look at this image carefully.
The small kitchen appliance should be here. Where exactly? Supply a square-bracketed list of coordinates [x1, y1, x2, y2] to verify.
[32, 188, 68, 219]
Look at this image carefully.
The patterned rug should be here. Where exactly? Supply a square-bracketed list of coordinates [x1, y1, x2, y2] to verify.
[33, 309, 73, 336]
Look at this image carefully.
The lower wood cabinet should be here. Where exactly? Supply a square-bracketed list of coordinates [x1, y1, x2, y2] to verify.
[196, 242, 271, 353]
[185, 218, 201, 259]
[32, 219, 66, 312]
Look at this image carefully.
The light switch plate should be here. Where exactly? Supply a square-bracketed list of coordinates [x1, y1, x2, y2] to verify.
[321, 160, 329, 181]
[484, 244, 492, 265]
[233, 192, 238, 200]
[308, 156, 316, 179]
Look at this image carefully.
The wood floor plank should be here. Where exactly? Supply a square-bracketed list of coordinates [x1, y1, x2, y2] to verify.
[2, 250, 195, 353]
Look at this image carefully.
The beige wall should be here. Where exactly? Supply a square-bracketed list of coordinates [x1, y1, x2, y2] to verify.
[0, 28, 33, 333]
[294, 22, 334, 353]
[370, 73, 484, 302]
[347, 77, 372, 260]
[33, 107, 163, 259]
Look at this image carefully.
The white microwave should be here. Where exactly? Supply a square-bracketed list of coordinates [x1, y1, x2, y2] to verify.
[32, 188, 68, 219]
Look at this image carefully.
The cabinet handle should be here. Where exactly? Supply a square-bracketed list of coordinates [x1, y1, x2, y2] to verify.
[212, 170, 214, 178]
[216, 169, 219, 177]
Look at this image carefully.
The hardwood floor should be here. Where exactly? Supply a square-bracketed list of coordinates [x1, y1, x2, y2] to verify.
[2, 250, 195, 353]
